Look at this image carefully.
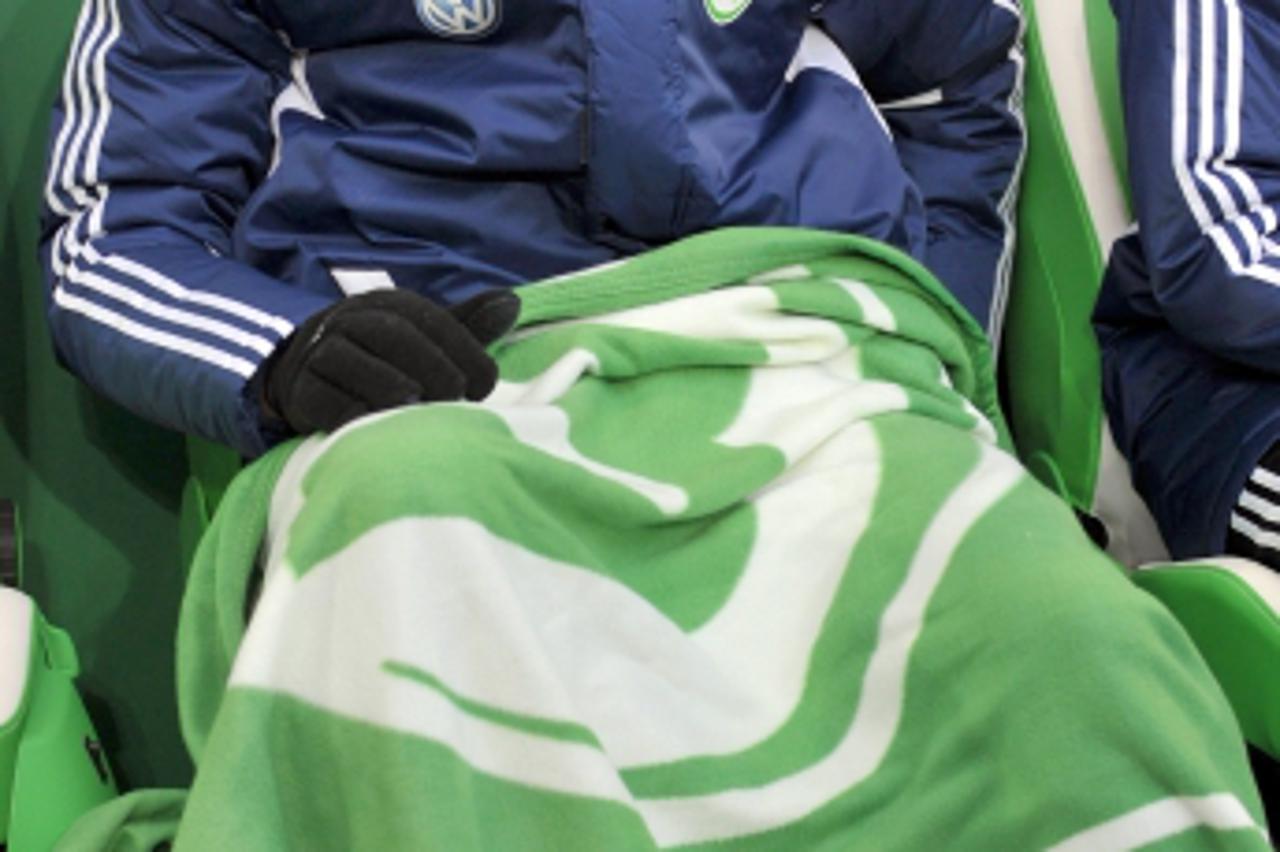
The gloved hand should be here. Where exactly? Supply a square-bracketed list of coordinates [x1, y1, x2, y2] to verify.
[261, 288, 520, 435]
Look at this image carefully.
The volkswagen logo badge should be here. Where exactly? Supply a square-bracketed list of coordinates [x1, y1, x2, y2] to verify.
[416, 0, 500, 39]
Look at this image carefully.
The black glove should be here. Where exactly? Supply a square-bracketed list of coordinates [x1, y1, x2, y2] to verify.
[262, 288, 520, 435]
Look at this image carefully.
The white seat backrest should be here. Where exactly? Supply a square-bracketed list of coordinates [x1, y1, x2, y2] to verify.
[1035, 0, 1131, 250]
[0, 587, 34, 728]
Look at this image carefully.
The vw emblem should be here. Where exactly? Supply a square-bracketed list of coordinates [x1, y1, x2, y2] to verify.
[416, 0, 501, 39]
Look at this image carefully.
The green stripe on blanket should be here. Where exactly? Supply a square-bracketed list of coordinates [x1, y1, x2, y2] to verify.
[158, 228, 1267, 850]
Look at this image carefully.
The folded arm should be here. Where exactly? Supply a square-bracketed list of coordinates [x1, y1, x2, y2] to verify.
[41, 0, 335, 456]
[818, 0, 1026, 338]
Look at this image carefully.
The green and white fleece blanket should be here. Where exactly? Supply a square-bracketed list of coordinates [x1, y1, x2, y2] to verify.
[65, 229, 1269, 850]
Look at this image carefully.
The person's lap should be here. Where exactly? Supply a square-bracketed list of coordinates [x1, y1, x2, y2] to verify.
[174, 240, 1268, 847]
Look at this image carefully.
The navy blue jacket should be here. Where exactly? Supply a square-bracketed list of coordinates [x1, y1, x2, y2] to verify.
[41, 0, 1024, 455]
[1097, 0, 1280, 556]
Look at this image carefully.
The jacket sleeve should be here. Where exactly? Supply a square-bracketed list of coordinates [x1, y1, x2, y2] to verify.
[40, 0, 335, 457]
[1111, 0, 1280, 373]
[817, 0, 1025, 340]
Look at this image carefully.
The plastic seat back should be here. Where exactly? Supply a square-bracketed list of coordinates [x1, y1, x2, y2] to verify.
[0, 0, 193, 791]
[1003, 0, 1167, 564]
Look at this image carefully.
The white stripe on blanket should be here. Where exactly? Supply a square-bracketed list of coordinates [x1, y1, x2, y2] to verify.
[1048, 793, 1266, 851]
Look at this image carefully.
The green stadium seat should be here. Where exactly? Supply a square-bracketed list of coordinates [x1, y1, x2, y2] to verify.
[0, 0, 193, 806]
[1003, 0, 1163, 564]
[1006, 0, 1280, 758]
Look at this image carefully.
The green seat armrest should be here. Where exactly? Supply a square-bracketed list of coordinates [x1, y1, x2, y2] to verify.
[1134, 561, 1280, 758]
